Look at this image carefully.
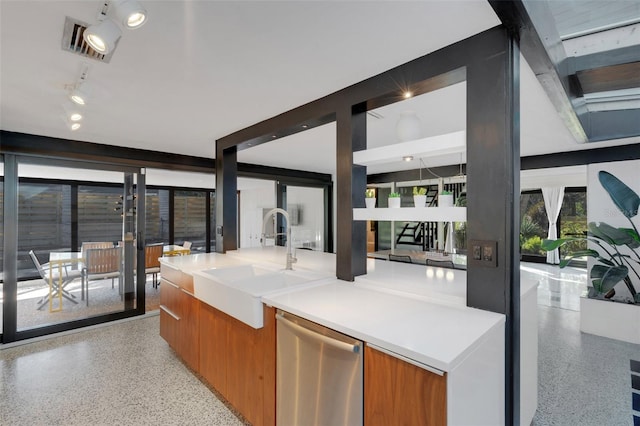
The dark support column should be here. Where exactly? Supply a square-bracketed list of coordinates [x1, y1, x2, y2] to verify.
[168, 188, 175, 244]
[324, 183, 333, 253]
[123, 173, 135, 310]
[215, 143, 238, 253]
[276, 182, 286, 247]
[71, 185, 78, 251]
[466, 29, 521, 425]
[136, 170, 146, 313]
[2, 155, 18, 342]
[205, 191, 212, 253]
[336, 104, 367, 281]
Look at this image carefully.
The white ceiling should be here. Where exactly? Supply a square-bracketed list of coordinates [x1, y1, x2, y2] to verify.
[1, 1, 638, 179]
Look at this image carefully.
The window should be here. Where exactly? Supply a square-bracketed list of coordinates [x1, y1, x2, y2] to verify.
[520, 191, 549, 259]
[558, 188, 587, 261]
[145, 188, 169, 244]
[78, 185, 124, 245]
[174, 190, 206, 252]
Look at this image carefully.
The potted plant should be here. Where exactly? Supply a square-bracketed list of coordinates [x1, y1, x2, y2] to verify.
[388, 192, 401, 208]
[365, 188, 376, 208]
[413, 186, 427, 207]
[439, 190, 453, 207]
[541, 171, 639, 304]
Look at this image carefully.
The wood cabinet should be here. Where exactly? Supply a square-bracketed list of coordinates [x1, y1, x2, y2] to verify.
[198, 302, 276, 426]
[365, 344, 447, 426]
[159, 266, 199, 371]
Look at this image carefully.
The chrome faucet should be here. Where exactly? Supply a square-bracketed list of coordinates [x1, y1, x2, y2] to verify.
[261, 208, 297, 270]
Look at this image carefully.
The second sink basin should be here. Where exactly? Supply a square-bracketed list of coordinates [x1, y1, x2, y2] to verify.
[193, 264, 330, 329]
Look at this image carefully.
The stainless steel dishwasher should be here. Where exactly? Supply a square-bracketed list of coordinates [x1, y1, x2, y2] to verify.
[276, 310, 363, 426]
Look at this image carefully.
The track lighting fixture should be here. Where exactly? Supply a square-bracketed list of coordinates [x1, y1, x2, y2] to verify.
[84, 18, 121, 54]
[113, 0, 147, 29]
[83, 0, 147, 54]
[68, 64, 91, 105]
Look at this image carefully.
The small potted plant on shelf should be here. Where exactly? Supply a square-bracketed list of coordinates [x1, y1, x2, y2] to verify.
[439, 190, 454, 207]
[388, 192, 401, 208]
[365, 188, 376, 208]
[413, 186, 427, 207]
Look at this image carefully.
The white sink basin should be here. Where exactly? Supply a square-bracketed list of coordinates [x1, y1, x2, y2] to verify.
[192, 264, 330, 328]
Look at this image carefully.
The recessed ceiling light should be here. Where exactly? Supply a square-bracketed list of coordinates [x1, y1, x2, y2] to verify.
[404, 91, 413, 99]
[403, 156, 414, 162]
[272, 135, 277, 138]
[69, 112, 83, 121]
[70, 122, 81, 131]
[302, 124, 308, 129]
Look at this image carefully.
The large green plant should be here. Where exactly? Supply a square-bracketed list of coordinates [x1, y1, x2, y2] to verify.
[541, 171, 640, 303]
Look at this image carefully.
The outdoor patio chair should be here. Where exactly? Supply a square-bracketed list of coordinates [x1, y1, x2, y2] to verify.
[82, 247, 122, 306]
[29, 250, 81, 310]
[145, 243, 163, 288]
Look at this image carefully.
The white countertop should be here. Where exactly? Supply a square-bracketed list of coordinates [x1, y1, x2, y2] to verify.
[159, 252, 251, 274]
[162, 247, 537, 371]
[358, 258, 539, 307]
[262, 280, 504, 372]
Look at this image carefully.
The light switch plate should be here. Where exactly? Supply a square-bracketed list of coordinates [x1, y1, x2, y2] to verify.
[468, 239, 498, 268]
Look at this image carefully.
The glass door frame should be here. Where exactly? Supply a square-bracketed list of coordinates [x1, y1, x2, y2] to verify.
[1, 154, 146, 343]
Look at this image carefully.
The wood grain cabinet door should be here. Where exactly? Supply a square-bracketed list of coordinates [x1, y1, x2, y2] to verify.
[364, 345, 447, 426]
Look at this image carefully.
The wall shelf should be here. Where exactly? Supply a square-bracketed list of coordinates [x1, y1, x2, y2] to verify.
[353, 207, 466, 222]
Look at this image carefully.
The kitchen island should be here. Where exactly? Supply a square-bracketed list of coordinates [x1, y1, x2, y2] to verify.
[159, 247, 537, 425]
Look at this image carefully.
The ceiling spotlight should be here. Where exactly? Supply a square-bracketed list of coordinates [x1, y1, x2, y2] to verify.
[70, 122, 82, 131]
[113, 0, 148, 29]
[404, 91, 413, 99]
[62, 102, 84, 123]
[403, 156, 414, 162]
[84, 19, 122, 54]
[69, 84, 89, 105]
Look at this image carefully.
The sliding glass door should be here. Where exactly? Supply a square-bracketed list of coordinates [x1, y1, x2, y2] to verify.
[2, 156, 145, 342]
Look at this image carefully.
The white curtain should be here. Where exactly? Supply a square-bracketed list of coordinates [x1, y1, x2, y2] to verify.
[542, 187, 565, 264]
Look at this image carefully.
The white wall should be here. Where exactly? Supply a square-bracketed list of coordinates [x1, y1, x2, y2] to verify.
[587, 159, 640, 301]
[239, 180, 276, 248]
[287, 186, 325, 251]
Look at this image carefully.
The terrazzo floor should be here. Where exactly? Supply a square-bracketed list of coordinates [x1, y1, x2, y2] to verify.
[1, 263, 638, 425]
[0, 314, 246, 426]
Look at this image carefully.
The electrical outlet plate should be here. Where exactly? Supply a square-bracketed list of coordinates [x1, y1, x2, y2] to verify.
[468, 239, 498, 268]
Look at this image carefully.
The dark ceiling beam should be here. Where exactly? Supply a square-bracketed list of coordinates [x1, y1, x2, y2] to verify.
[367, 143, 640, 184]
[1, 130, 333, 185]
[490, 0, 589, 143]
[216, 34, 485, 151]
[0, 131, 214, 173]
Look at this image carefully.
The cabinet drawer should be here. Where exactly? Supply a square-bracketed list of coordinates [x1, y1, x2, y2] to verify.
[160, 304, 180, 349]
[364, 344, 447, 426]
[160, 278, 182, 314]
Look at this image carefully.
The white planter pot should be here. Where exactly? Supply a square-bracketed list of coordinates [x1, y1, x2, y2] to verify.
[388, 197, 401, 208]
[439, 194, 453, 207]
[365, 198, 376, 208]
[413, 195, 427, 207]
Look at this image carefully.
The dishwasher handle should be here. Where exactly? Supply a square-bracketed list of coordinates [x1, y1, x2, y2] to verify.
[276, 313, 361, 354]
